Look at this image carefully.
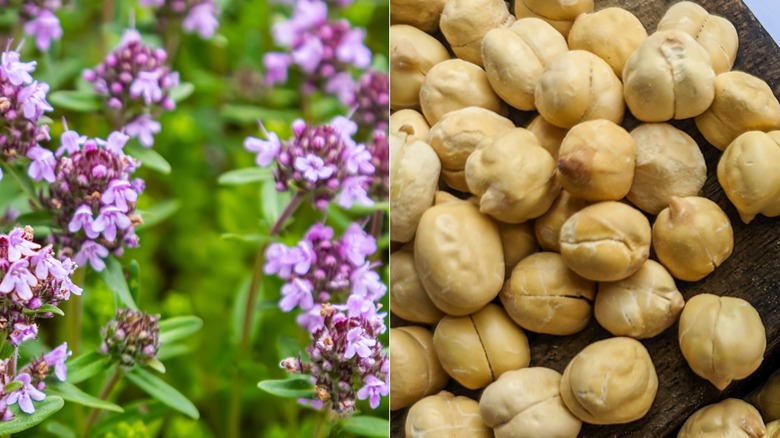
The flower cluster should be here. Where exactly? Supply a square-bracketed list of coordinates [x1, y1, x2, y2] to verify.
[0, 47, 53, 181]
[365, 130, 388, 200]
[99, 308, 161, 368]
[244, 117, 375, 210]
[350, 70, 388, 133]
[0, 226, 81, 346]
[0, 343, 70, 419]
[13, 1, 65, 52]
[138, 0, 220, 39]
[263, 0, 371, 99]
[39, 129, 144, 272]
[265, 223, 384, 316]
[282, 295, 388, 414]
[83, 29, 180, 147]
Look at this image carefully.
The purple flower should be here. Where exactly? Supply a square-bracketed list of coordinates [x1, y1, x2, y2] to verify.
[344, 144, 375, 175]
[344, 327, 375, 359]
[42, 343, 71, 381]
[57, 130, 86, 155]
[6, 227, 40, 262]
[338, 176, 373, 209]
[31, 245, 68, 281]
[93, 206, 132, 242]
[350, 263, 386, 302]
[183, 3, 220, 39]
[130, 71, 163, 105]
[244, 130, 281, 167]
[0, 260, 37, 302]
[294, 154, 334, 182]
[23, 9, 63, 52]
[68, 205, 99, 239]
[262, 53, 292, 86]
[125, 114, 162, 148]
[18, 81, 52, 120]
[341, 224, 376, 266]
[272, 0, 327, 46]
[357, 374, 388, 409]
[279, 278, 314, 312]
[100, 309, 160, 367]
[103, 131, 129, 154]
[324, 72, 355, 105]
[74, 241, 109, 272]
[26, 146, 56, 183]
[336, 28, 371, 68]
[102, 180, 138, 212]
[6, 373, 45, 413]
[9, 323, 38, 346]
[292, 38, 324, 74]
[1, 51, 35, 86]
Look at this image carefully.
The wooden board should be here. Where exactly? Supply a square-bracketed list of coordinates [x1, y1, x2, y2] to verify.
[391, 0, 780, 436]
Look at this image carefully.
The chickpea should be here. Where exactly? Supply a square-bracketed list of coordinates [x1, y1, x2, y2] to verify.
[390, 25, 450, 110]
[390, 326, 449, 411]
[560, 337, 658, 424]
[678, 294, 766, 391]
[480, 368, 581, 438]
[568, 7, 647, 77]
[560, 201, 651, 282]
[415, 199, 504, 316]
[390, 0, 446, 33]
[465, 128, 561, 224]
[595, 260, 685, 339]
[405, 391, 492, 438]
[653, 196, 733, 281]
[678, 398, 766, 438]
[501, 252, 595, 335]
[389, 246, 444, 324]
[433, 304, 530, 389]
[534, 190, 589, 252]
[440, 0, 514, 66]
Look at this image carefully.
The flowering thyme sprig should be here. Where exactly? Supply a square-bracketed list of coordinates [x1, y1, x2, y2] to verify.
[39, 128, 144, 272]
[83, 29, 180, 147]
[244, 116, 375, 210]
[138, 0, 221, 39]
[0, 46, 54, 181]
[263, 0, 371, 99]
[265, 222, 385, 316]
[281, 295, 388, 414]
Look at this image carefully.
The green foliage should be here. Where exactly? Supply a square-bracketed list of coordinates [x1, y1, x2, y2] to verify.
[257, 376, 315, 399]
[0, 396, 65, 434]
[126, 368, 200, 420]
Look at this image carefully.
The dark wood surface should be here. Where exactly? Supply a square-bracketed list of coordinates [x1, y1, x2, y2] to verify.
[391, 0, 780, 436]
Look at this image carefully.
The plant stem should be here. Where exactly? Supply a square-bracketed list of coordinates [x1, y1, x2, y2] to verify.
[67, 267, 86, 357]
[313, 408, 333, 438]
[227, 191, 305, 438]
[9, 347, 17, 377]
[83, 366, 121, 437]
[100, 0, 115, 56]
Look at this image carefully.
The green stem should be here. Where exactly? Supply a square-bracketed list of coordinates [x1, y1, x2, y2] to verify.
[227, 192, 305, 438]
[0, 161, 42, 210]
[67, 267, 86, 357]
[9, 347, 17, 377]
[313, 408, 333, 438]
[82, 366, 121, 438]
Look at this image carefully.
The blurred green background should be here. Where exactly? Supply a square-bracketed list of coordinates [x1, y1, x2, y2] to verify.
[0, 0, 390, 436]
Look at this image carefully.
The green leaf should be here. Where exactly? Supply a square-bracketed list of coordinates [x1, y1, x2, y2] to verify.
[22, 303, 64, 316]
[220, 104, 299, 125]
[127, 260, 141, 307]
[97, 256, 139, 311]
[0, 161, 40, 209]
[0, 396, 64, 434]
[159, 316, 203, 344]
[261, 178, 291, 228]
[126, 367, 200, 419]
[156, 343, 191, 361]
[126, 142, 172, 174]
[43, 421, 77, 438]
[48, 381, 124, 413]
[143, 357, 166, 374]
[4, 381, 22, 393]
[90, 399, 167, 437]
[169, 82, 195, 103]
[220, 233, 271, 244]
[257, 376, 315, 399]
[217, 167, 272, 186]
[67, 352, 112, 384]
[47, 90, 102, 112]
[337, 416, 390, 437]
[11, 210, 54, 229]
[136, 199, 181, 230]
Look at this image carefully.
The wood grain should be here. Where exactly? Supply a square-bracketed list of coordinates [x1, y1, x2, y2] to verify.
[391, 0, 780, 436]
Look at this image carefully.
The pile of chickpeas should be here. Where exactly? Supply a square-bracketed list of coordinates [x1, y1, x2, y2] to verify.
[389, 0, 780, 436]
